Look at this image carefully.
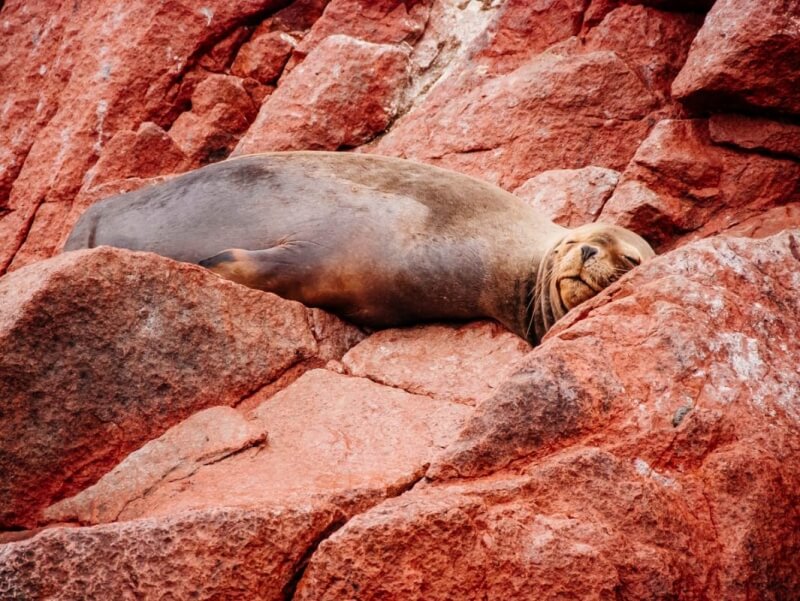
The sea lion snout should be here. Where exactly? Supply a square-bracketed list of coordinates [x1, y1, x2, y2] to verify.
[580, 244, 598, 263]
[550, 223, 655, 312]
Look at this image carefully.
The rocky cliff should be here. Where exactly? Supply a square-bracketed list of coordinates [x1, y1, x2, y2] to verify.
[1, 0, 799, 599]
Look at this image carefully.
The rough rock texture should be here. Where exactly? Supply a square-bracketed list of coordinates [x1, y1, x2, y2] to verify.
[672, 0, 800, 116]
[341, 321, 530, 406]
[0, 504, 345, 601]
[600, 119, 800, 250]
[514, 166, 620, 227]
[709, 113, 800, 160]
[234, 35, 410, 154]
[46, 369, 470, 525]
[298, 231, 800, 600]
[0, 247, 362, 528]
[0, 0, 291, 273]
[371, 4, 700, 189]
[2, 0, 800, 598]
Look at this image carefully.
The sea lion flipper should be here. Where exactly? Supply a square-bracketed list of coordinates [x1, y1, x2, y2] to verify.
[198, 244, 318, 294]
[198, 248, 262, 287]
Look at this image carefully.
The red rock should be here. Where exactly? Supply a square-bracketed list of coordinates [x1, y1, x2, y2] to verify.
[232, 30, 296, 84]
[44, 369, 470, 525]
[45, 407, 268, 525]
[709, 113, 800, 160]
[672, 0, 800, 116]
[435, 231, 800, 479]
[83, 122, 188, 188]
[0, 0, 290, 274]
[287, 0, 431, 69]
[1, 504, 345, 601]
[167, 74, 259, 166]
[296, 447, 715, 601]
[234, 35, 410, 154]
[296, 231, 800, 600]
[599, 119, 800, 250]
[467, 0, 586, 75]
[341, 321, 530, 406]
[374, 45, 658, 189]
[513, 166, 620, 227]
[0, 247, 361, 528]
[582, 4, 702, 101]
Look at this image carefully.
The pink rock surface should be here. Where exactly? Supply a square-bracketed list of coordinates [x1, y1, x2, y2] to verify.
[342, 321, 530, 406]
[372, 4, 699, 189]
[513, 166, 620, 227]
[600, 119, 800, 250]
[709, 113, 800, 159]
[1, 504, 345, 601]
[297, 447, 715, 600]
[296, 231, 800, 600]
[232, 30, 296, 84]
[434, 231, 800, 480]
[45, 407, 269, 525]
[235, 35, 410, 154]
[0, 247, 361, 528]
[61, 369, 469, 523]
[672, 0, 800, 116]
[375, 45, 658, 189]
[287, 0, 431, 69]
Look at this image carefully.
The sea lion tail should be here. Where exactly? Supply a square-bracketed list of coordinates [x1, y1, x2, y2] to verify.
[63, 208, 99, 252]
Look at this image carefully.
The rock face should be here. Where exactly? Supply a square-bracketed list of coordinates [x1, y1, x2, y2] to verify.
[600, 119, 800, 250]
[2, 0, 800, 598]
[297, 231, 800, 601]
[0, 247, 362, 528]
[672, 0, 800, 116]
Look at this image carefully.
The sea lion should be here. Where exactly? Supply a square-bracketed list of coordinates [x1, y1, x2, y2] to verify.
[64, 152, 654, 344]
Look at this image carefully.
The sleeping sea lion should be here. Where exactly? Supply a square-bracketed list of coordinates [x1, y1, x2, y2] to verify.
[64, 152, 655, 344]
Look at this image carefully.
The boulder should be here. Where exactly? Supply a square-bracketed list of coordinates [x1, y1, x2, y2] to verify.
[709, 114, 800, 160]
[672, 0, 800, 116]
[297, 230, 800, 600]
[341, 321, 531, 406]
[234, 35, 410, 154]
[374, 46, 658, 189]
[286, 0, 432, 70]
[0, 247, 362, 528]
[43, 369, 470, 525]
[599, 120, 800, 250]
[372, 4, 699, 190]
[513, 166, 620, 227]
[0, 504, 345, 601]
[3, 369, 470, 598]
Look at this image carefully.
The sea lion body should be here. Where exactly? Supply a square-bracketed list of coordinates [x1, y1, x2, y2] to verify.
[65, 152, 652, 344]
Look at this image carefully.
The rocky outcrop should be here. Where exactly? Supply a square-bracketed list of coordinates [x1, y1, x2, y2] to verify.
[296, 231, 800, 600]
[672, 0, 800, 116]
[234, 35, 410, 154]
[600, 119, 800, 250]
[0, 247, 362, 528]
[2, 0, 800, 598]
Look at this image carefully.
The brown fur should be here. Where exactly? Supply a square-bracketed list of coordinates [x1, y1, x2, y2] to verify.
[64, 152, 654, 344]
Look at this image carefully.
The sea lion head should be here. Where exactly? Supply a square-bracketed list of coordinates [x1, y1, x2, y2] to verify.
[532, 223, 654, 341]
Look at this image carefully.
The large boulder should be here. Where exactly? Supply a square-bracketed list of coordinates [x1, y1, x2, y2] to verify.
[2, 368, 470, 598]
[0, 247, 362, 528]
[672, 0, 800, 116]
[234, 35, 410, 154]
[599, 120, 800, 250]
[296, 230, 800, 600]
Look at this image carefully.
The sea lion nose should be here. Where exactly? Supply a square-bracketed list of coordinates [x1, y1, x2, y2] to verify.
[580, 245, 598, 263]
